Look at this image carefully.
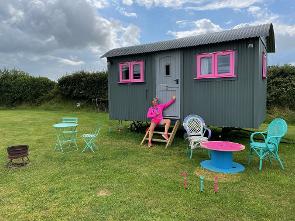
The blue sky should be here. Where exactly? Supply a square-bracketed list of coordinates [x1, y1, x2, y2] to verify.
[0, 0, 294, 79]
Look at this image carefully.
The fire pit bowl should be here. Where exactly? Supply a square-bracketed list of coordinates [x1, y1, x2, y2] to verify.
[7, 145, 29, 167]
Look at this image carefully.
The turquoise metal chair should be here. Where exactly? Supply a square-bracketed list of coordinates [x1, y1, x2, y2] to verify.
[248, 118, 288, 171]
[61, 117, 78, 124]
[82, 126, 100, 152]
[61, 117, 78, 148]
[53, 122, 79, 152]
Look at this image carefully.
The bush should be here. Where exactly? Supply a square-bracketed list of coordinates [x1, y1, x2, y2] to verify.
[267, 65, 295, 109]
[57, 71, 108, 104]
[0, 69, 56, 106]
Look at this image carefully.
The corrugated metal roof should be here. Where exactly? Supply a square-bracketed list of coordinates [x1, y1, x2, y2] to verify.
[101, 23, 275, 58]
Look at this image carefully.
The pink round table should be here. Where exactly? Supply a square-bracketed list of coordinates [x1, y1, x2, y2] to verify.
[200, 141, 245, 174]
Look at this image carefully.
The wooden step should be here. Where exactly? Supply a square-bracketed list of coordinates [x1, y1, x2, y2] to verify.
[145, 138, 167, 143]
[152, 131, 172, 135]
[140, 120, 180, 148]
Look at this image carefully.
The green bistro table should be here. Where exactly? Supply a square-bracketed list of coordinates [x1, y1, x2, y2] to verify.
[53, 123, 78, 152]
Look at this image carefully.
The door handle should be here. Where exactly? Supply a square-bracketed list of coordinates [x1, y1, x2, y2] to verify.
[174, 79, 179, 84]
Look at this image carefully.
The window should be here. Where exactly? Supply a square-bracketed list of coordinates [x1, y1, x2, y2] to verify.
[196, 50, 235, 79]
[120, 63, 130, 82]
[133, 63, 141, 79]
[119, 61, 144, 83]
[165, 65, 170, 76]
[262, 51, 267, 79]
[217, 54, 230, 74]
[197, 53, 214, 78]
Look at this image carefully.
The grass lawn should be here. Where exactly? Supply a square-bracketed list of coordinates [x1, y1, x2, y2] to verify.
[0, 109, 294, 220]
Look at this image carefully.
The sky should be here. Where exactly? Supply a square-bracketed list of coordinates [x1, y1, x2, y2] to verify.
[0, 0, 294, 80]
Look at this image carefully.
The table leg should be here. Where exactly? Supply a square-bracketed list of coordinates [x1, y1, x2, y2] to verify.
[200, 150, 245, 174]
[210, 151, 233, 169]
[54, 129, 64, 152]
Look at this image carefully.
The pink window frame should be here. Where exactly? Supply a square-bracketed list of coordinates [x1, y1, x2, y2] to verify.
[195, 50, 235, 79]
[196, 53, 215, 79]
[215, 50, 235, 78]
[119, 60, 144, 83]
[262, 52, 267, 79]
[119, 62, 130, 83]
[130, 61, 144, 82]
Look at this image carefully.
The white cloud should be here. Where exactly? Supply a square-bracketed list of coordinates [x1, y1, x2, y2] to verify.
[86, 0, 109, 8]
[0, 0, 140, 79]
[122, 11, 137, 17]
[122, 0, 133, 6]
[186, 0, 262, 11]
[234, 6, 295, 53]
[124, 0, 194, 8]
[121, 0, 261, 10]
[246, 6, 279, 23]
[113, 1, 137, 17]
[55, 57, 85, 66]
[168, 19, 223, 38]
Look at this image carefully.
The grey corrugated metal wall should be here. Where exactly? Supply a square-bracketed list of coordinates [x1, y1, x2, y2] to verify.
[108, 37, 265, 128]
[182, 38, 259, 128]
[108, 54, 155, 121]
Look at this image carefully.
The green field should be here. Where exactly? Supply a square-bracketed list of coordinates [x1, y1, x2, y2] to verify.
[0, 109, 294, 220]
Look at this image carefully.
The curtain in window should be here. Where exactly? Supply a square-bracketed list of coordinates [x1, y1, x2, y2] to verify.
[201, 57, 212, 75]
[122, 66, 130, 80]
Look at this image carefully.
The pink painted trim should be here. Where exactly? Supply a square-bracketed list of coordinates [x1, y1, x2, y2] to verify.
[119, 60, 144, 83]
[262, 52, 267, 79]
[195, 50, 236, 79]
[196, 53, 214, 79]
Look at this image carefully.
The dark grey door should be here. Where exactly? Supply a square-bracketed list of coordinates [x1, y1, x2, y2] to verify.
[155, 51, 180, 118]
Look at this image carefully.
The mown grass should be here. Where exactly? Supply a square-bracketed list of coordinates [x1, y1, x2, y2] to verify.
[0, 109, 294, 220]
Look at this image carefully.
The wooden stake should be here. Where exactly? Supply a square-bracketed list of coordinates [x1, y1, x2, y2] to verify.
[214, 176, 218, 193]
[180, 171, 188, 190]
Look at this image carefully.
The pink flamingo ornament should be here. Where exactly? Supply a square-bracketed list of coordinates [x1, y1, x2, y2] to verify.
[214, 176, 218, 193]
[180, 171, 188, 190]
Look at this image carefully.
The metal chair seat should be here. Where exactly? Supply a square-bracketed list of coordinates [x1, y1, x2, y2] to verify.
[82, 134, 96, 138]
[82, 126, 100, 152]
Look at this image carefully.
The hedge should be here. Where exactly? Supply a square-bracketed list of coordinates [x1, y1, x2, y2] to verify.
[0, 69, 56, 106]
[267, 65, 295, 109]
[57, 71, 108, 104]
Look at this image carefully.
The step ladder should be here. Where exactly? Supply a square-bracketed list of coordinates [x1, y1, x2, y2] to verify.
[140, 120, 180, 148]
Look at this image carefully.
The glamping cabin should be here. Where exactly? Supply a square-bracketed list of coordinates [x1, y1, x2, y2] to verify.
[102, 23, 275, 128]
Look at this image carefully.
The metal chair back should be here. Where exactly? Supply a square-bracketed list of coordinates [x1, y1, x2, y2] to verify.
[61, 117, 78, 124]
[183, 115, 205, 137]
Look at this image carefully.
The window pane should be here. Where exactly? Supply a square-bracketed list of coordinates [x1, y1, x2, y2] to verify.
[218, 55, 230, 74]
[200, 57, 212, 75]
[122, 65, 130, 80]
[165, 65, 170, 76]
[133, 64, 141, 79]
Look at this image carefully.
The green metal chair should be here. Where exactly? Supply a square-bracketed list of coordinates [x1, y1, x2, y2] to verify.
[248, 118, 288, 171]
[82, 126, 100, 152]
[61, 117, 78, 148]
[61, 117, 78, 124]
